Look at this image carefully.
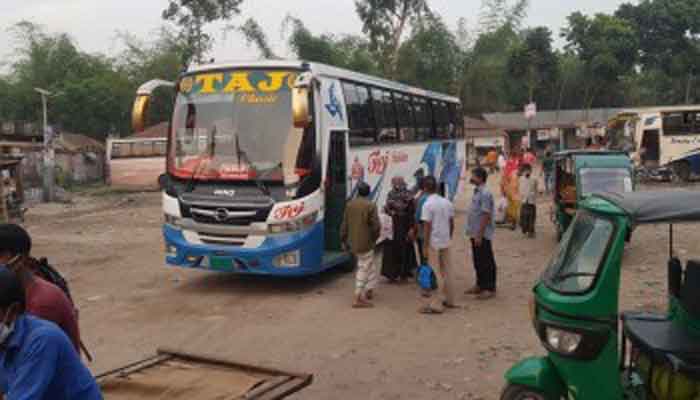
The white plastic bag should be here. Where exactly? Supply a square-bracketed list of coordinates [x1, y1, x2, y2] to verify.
[495, 197, 507, 224]
[378, 212, 394, 244]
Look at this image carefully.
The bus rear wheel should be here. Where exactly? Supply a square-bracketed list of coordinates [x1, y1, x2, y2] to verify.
[500, 384, 546, 400]
[673, 161, 692, 183]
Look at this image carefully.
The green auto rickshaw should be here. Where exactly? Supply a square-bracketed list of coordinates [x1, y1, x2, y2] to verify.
[552, 150, 634, 240]
[501, 190, 700, 400]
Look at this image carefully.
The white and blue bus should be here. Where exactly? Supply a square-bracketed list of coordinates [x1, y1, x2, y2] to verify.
[131, 60, 465, 276]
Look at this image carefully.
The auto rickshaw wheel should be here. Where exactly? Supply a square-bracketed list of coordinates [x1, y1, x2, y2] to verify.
[500, 384, 546, 400]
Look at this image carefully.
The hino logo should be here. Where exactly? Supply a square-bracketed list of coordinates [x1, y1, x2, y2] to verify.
[213, 189, 236, 197]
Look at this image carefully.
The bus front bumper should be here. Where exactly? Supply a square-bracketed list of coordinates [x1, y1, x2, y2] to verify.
[162, 222, 329, 276]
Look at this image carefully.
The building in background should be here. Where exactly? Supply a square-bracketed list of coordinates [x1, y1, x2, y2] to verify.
[464, 117, 508, 165]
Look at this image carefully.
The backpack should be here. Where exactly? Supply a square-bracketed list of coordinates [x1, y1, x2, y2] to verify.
[34, 257, 73, 304]
[417, 264, 438, 291]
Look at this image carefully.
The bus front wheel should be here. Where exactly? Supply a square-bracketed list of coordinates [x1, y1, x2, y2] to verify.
[500, 384, 546, 400]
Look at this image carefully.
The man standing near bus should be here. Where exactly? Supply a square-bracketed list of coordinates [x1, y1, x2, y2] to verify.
[341, 182, 381, 308]
[465, 167, 498, 300]
[420, 176, 456, 314]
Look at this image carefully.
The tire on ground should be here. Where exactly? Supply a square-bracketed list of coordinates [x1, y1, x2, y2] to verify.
[500, 384, 547, 400]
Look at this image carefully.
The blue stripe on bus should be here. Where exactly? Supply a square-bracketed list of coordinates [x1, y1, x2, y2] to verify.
[163, 222, 331, 276]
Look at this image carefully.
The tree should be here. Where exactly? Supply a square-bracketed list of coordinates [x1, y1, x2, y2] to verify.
[238, 18, 277, 59]
[616, 0, 700, 104]
[506, 27, 559, 107]
[479, 0, 530, 33]
[397, 15, 461, 93]
[162, 0, 243, 64]
[355, 0, 430, 77]
[562, 12, 638, 108]
[459, 25, 522, 113]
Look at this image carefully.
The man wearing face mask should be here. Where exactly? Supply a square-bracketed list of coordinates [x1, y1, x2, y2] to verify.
[465, 167, 498, 300]
[0, 269, 102, 400]
[0, 224, 81, 354]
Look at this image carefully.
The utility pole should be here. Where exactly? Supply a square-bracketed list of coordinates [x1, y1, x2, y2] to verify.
[34, 88, 55, 202]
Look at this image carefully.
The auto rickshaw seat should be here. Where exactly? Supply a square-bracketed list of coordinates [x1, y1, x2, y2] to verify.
[623, 315, 700, 378]
[681, 260, 700, 320]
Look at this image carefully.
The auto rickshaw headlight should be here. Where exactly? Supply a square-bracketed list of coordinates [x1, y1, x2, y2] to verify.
[545, 327, 582, 354]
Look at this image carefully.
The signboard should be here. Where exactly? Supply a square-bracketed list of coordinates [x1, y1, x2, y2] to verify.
[536, 130, 550, 141]
[474, 137, 505, 148]
[524, 102, 537, 120]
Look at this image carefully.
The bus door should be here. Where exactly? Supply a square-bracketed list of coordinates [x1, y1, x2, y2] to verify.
[324, 131, 348, 251]
[641, 129, 660, 166]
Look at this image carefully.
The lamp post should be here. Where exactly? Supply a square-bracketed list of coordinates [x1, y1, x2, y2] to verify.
[34, 87, 56, 202]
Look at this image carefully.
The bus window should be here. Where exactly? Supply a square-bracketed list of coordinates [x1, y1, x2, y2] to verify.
[396, 93, 416, 142]
[663, 111, 700, 136]
[382, 91, 398, 142]
[449, 103, 464, 138]
[343, 82, 374, 146]
[413, 97, 430, 141]
[371, 88, 394, 143]
[433, 101, 450, 139]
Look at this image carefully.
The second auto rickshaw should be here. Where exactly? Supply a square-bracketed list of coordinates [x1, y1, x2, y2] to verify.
[552, 150, 634, 240]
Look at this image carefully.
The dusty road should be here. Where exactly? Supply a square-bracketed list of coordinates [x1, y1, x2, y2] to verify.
[23, 180, 698, 399]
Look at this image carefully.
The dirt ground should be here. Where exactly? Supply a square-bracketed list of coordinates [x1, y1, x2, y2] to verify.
[22, 177, 699, 400]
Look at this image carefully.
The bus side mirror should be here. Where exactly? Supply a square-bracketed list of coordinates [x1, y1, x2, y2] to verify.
[292, 87, 311, 129]
[132, 79, 176, 133]
[132, 94, 151, 133]
[292, 72, 313, 129]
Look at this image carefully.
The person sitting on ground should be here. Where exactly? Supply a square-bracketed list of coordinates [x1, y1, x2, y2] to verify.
[0, 268, 102, 400]
[0, 224, 82, 353]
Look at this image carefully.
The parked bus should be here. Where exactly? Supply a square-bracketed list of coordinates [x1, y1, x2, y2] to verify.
[609, 106, 700, 181]
[131, 60, 465, 276]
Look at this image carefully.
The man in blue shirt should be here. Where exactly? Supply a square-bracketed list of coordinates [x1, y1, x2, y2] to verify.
[465, 167, 498, 300]
[0, 268, 102, 400]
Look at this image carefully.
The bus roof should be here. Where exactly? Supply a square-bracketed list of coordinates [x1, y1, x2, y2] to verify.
[186, 59, 461, 104]
[609, 105, 700, 123]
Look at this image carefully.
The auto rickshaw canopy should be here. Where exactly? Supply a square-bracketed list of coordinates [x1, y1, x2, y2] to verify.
[588, 191, 700, 225]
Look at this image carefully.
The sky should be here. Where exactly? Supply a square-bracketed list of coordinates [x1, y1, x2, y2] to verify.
[0, 0, 634, 65]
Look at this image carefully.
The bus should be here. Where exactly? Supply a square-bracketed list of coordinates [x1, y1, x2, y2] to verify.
[608, 106, 700, 181]
[131, 60, 465, 276]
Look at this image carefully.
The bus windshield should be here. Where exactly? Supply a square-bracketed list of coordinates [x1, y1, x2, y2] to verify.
[543, 211, 615, 293]
[169, 69, 310, 183]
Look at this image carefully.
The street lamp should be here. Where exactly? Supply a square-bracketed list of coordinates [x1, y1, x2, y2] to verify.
[34, 87, 59, 202]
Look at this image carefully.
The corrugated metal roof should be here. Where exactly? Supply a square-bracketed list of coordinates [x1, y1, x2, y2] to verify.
[484, 108, 622, 130]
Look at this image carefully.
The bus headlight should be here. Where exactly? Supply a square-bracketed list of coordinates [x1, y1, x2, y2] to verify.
[269, 212, 318, 234]
[274, 251, 300, 268]
[545, 327, 582, 355]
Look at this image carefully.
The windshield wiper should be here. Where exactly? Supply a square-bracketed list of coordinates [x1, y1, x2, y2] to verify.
[250, 162, 283, 197]
[186, 126, 216, 193]
[552, 272, 597, 283]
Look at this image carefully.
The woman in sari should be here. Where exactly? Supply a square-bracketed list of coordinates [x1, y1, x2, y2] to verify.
[382, 177, 416, 282]
[502, 151, 522, 230]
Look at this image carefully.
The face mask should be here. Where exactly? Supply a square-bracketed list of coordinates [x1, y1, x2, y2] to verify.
[0, 255, 20, 272]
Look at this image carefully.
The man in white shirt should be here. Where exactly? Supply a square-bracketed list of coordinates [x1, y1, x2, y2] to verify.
[420, 176, 456, 314]
[518, 164, 539, 238]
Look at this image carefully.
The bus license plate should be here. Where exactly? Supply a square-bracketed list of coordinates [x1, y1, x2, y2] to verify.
[210, 257, 234, 270]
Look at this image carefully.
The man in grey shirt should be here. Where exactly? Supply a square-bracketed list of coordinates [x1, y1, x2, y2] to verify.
[465, 167, 498, 300]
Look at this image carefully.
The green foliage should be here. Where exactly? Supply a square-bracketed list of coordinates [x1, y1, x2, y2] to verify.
[355, 0, 430, 76]
[238, 18, 278, 60]
[397, 15, 461, 93]
[506, 27, 559, 107]
[162, 0, 243, 64]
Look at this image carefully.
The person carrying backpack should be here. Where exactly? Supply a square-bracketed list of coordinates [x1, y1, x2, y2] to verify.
[0, 224, 82, 355]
